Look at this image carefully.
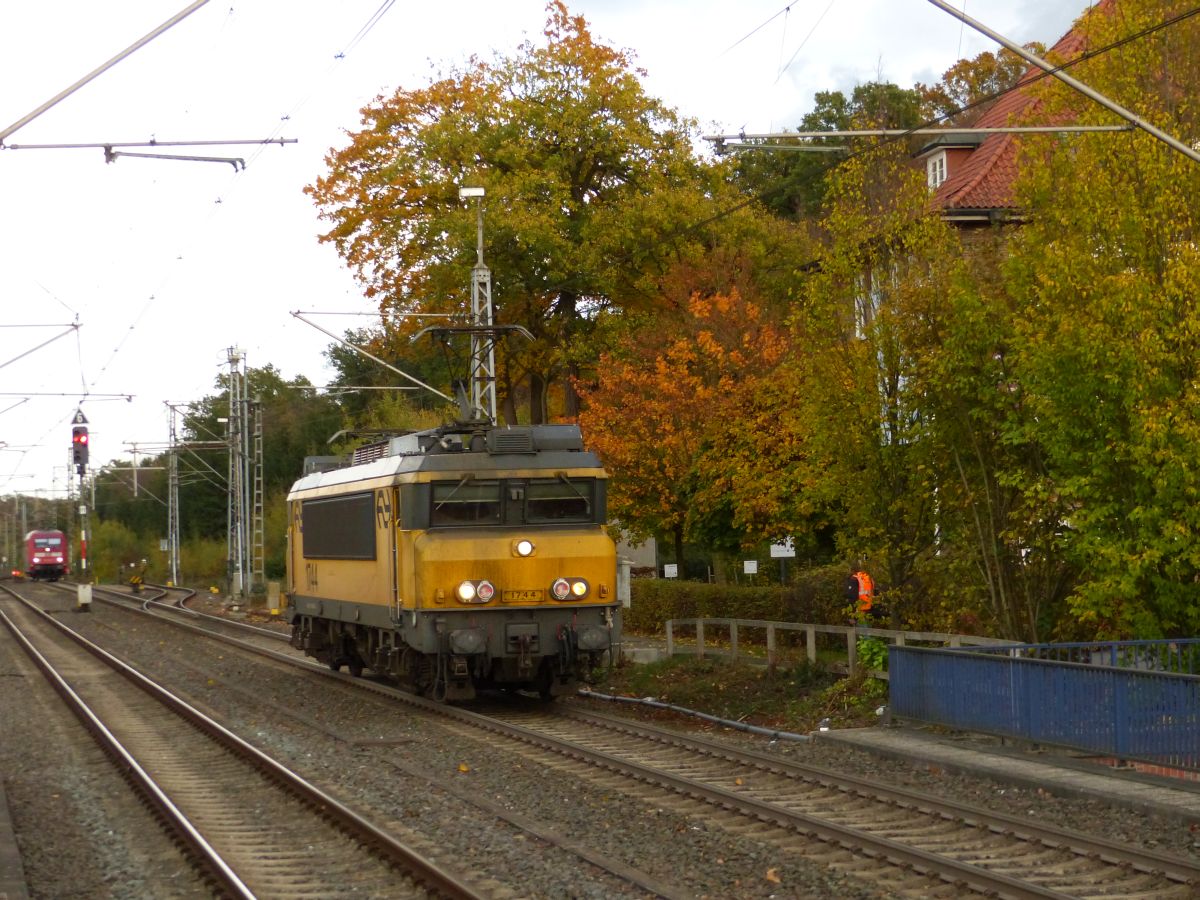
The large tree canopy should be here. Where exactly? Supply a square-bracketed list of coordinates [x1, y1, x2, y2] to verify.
[308, 1, 709, 422]
[1002, 0, 1200, 637]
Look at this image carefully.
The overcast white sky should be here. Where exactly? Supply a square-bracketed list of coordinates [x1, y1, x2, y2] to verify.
[1, 0, 1091, 497]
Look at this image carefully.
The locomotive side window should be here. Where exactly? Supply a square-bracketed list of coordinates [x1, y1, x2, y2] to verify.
[525, 478, 593, 523]
[302, 492, 376, 559]
[431, 479, 501, 526]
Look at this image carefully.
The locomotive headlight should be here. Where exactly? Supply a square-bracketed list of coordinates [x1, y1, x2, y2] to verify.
[456, 580, 495, 603]
[551, 578, 571, 600]
[514, 539, 535, 557]
[571, 579, 589, 597]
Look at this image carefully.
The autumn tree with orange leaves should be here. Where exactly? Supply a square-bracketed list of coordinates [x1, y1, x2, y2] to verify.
[578, 290, 798, 569]
[307, 2, 709, 424]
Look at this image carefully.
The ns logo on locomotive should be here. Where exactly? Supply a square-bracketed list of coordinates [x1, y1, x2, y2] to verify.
[284, 422, 622, 701]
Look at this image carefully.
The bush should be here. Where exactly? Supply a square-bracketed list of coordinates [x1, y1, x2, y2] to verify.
[625, 562, 851, 633]
[180, 537, 229, 585]
[856, 636, 889, 671]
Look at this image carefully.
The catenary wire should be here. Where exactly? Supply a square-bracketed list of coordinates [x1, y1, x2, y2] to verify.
[87, 1, 400, 396]
[616, 3, 1200, 284]
[775, 0, 837, 85]
[723, 3, 795, 56]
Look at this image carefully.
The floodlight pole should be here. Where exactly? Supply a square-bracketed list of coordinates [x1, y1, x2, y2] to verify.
[460, 186, 497, 424]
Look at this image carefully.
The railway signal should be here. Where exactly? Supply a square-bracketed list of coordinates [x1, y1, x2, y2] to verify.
[71, 409, 89, 473]
[72, 424, 89, 470]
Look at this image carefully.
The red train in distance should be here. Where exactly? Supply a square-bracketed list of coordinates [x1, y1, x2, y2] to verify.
[24, 530, 68, 581]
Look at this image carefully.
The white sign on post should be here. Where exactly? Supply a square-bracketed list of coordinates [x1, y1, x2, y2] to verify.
[770, 538, 796, 558]
[663, 563, 678, 578]
[743, 560, 758, 575]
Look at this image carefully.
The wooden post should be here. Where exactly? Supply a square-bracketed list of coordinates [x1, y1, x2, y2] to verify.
[806, 625, 816, 664]
[767, 625, 777, 670]
[847, 627, 858, 676]
[697, 619, 705, 658]
[730, 620, 739, 660]
[666, 620, 675, 657]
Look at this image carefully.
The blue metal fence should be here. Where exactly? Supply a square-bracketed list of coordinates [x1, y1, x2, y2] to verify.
[890, 639, 1200, 770]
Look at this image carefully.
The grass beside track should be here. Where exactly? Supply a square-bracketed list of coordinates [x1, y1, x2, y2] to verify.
[588, 653, 887, 734]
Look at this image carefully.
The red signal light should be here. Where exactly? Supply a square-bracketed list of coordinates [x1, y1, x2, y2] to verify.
[72, 425, 89, 468]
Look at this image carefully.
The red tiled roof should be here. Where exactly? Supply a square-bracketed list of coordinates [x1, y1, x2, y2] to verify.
[932, 1, 1112, 213]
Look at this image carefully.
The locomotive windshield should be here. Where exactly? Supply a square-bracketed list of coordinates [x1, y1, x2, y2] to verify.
[526, 477, 591, 522]
[34, 536, 62, 549]
[432, 479, 502, 525]
[430, 476, 596, 527]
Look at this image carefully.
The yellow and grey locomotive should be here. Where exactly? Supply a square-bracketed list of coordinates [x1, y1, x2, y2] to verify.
[285, 421, 620, 700]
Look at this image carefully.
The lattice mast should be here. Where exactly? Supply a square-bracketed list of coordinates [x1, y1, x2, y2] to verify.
[167, 405, 180, 585]
[226, 348, 248, 596]
[463, 187, 497, 424]
[250, 399, 265, 593]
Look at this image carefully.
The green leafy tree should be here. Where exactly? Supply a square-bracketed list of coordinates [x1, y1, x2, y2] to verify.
[912, 236, 1077, 640]
[916, 46, 1041, 125]
[324, 326, 454, 421]
[91, 366, 343, 582]
[733, 82, 925, 220]
[1002, 0, 1200, 636]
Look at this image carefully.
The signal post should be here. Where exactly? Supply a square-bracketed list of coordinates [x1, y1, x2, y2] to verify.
[72, 410, 91, 610]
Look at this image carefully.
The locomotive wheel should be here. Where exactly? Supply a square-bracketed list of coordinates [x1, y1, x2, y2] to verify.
[327, 657, 343, 673]
[348, 658, 364, 678]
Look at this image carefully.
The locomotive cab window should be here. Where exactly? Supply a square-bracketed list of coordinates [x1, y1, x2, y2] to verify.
[432, 479, 502, 526]
[428, 476, 597, 527]
[35, 536, 62, 548]
[525, 477, 593, 523]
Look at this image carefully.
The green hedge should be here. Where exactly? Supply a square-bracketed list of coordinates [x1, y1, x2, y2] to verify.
[624, 564, 850, 634]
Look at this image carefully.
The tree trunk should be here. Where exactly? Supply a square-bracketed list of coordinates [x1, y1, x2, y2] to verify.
[673, 526, 685, 581]
[564, 361, 580, 419]
[500, 363, 518, 426]
[528, 372, 547, 424]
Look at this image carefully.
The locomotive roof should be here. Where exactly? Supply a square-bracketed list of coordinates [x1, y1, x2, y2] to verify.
[289, 422, 606, 497]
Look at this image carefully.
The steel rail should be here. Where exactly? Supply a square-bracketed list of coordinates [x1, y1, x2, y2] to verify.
[563, 706, 1200, 885]
[64, 590, 1068, 898]
[62, 583, 1200, 896]
[4, 584, 483, 899]
[36, 584, 701, 900]
[0, 585, 253, 898]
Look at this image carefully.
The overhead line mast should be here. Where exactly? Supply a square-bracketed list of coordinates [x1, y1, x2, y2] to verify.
[460, 186, 497, 424]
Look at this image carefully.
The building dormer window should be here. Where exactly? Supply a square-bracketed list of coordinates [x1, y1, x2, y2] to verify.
[927, 151, 947, 190]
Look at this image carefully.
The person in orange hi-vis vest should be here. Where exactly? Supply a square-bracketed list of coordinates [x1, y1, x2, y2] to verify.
[845, 569, 874, 618]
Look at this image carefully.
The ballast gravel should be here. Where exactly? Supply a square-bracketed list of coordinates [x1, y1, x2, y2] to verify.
[3, 587, 1197, 900]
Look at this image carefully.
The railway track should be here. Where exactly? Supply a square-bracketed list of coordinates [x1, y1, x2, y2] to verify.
[480, 702, 1200, 898]
[31, 581, 1200, 898]
[40, 582, 698, 899]
[0, 583, 480, 899]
